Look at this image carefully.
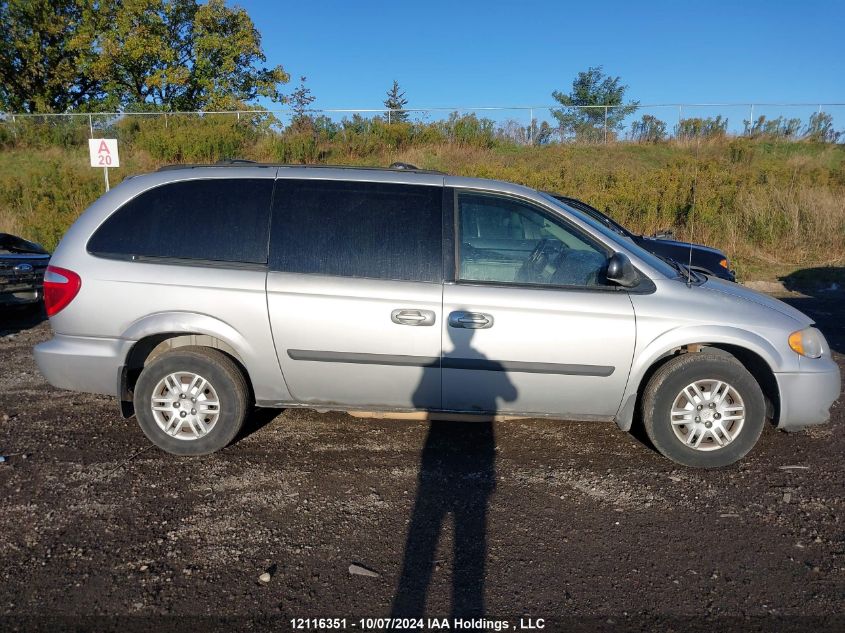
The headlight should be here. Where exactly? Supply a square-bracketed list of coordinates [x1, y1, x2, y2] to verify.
[788, 327, 824, 358]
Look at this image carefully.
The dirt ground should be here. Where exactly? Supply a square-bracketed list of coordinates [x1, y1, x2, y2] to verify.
[0, 289, 842, 632]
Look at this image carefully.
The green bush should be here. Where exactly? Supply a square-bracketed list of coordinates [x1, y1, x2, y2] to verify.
[0, 155, 103, 250]
[270, 132, 323, 164]
[437, 112, 497, 148]
[124, 115, 259, 163]
[0, 124, 13, 148]
[6, 117, 90, 149]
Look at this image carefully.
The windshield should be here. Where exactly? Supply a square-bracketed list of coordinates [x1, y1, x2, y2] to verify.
[583, 208, 632, 237]
[540, 193, 679, 279]
[559, 198, 632, 237]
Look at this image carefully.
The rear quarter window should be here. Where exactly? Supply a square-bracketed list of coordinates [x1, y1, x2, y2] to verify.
[87, 178, 273, 264]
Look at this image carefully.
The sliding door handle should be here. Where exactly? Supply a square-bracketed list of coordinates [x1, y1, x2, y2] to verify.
[448, 311, 494, 329]
[391, 309, 436, 326]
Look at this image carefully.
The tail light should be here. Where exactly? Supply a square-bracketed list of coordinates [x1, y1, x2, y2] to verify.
[43, 265, 82, 316]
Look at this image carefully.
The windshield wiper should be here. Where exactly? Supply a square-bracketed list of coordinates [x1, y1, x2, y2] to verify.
[657, 254, 702, 282]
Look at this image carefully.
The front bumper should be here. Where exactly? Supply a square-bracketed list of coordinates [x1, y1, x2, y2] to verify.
[0, 282, 43, 305]
[775, 358, 842, 430]
[34, 335, 133, 397]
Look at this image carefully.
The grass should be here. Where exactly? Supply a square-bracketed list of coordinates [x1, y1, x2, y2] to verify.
[0, 118, 843, 282]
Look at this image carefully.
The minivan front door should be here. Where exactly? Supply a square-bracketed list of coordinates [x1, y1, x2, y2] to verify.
[266, 177, 444, 410]
[442, 191, 636, 418]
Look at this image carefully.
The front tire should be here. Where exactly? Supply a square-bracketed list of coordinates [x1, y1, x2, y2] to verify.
[641, 352, 766, 468]
[134, 347, 250, 455]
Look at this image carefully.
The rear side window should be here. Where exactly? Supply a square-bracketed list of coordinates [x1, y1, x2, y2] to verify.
[88, 179, 273, 264]
[270, 179, 442, 282]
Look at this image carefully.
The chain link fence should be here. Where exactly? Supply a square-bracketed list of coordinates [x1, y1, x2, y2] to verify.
[2, 103, 844, 266]
[1, 103, 843, 149]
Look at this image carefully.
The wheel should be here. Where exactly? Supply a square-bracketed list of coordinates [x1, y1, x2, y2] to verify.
[641, 352, 766, 468]
[134, 346, 250, 455]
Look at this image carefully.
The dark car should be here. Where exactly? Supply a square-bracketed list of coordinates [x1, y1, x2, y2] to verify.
[0, 233, 51, 309]
[551, 195, 736, 281]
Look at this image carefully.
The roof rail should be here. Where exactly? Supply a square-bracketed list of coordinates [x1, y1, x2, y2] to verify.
[156, 161, 445, 175]
[216, 158, 257, 165]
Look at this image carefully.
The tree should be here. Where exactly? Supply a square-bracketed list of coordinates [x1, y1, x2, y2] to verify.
[674, 116, 728, 140]
[1, 0, 289, 112]
[438, 112, 495, 148]
[743, 115, 802, 139]
[288, 75, 315, 131]
[93, 0, 289, 110]
[804, 112, 840, 143]
[313, 114, 340, 140]
[342, 113, 371, 135]
[497, 118, 554, 145]
[630, 114, 667, 143]
[383, 80, 408, 123]
[0, 0, 107, 112]
[531, 120, 555, 145]
[551, 66, 639, 142]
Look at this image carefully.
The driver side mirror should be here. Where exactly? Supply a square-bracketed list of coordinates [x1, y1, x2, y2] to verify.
[606, 252, 639, 288]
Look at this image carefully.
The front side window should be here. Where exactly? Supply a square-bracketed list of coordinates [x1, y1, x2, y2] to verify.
[270, 179, 442, 282]
[541, 192, 677, 279]
[458, 192, 609, 287]
[87, 178, 274, 264]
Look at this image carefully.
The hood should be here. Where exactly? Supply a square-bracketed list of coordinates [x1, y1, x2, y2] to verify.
[701, 277, 813, 326]
[0, 233, 49, 255]
[640, 235, 725, 257]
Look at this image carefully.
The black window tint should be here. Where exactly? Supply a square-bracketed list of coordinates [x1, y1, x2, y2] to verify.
[88, 179, 273, 264]
[270, 180, 442, 282]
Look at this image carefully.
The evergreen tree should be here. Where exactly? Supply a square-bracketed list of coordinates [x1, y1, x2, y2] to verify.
[289, 75, 316, 131]
[383, 80, 408, 123]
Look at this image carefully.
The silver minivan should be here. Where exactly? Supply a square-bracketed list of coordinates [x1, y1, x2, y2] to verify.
[34, 164, 841, 468]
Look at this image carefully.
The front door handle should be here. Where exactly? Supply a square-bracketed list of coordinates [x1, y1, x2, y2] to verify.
[391, 309, 436, 326]
[448, 311, 494, 329]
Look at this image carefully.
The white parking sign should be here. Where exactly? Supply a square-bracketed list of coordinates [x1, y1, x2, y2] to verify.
[89, 138, 119, 168]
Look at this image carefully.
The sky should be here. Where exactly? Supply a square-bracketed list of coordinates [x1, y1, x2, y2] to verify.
[241, 0, 845, 113]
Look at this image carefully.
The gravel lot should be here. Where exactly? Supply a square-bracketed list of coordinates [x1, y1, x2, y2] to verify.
[0, 289, 842, 632]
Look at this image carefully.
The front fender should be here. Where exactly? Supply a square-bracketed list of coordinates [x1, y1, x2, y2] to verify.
[615, 325, 789, 431]
[631, 325, 787, 382]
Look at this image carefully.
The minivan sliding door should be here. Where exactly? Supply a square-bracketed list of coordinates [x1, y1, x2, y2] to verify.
[266, 177, 445, 410]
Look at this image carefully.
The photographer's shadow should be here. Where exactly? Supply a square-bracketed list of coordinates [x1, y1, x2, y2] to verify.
[391, 326, 516, 619]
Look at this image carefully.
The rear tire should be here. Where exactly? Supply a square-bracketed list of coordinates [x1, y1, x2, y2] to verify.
[641, 352, 766, 468]
[134, 346, 250, 455]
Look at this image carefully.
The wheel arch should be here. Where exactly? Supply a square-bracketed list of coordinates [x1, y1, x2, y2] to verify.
[616, 327, 784, 431]
[118, 312, 256, 417]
